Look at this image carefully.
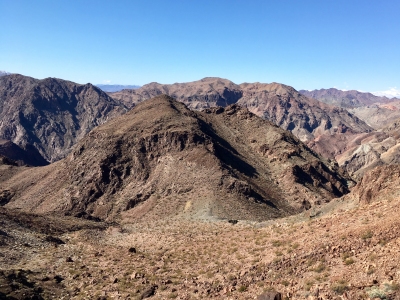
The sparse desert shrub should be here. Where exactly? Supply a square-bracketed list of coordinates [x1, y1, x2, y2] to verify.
[313, 263, 326, 273]
[366, 267, 375, 275]
[341, 252, 352, 260]
[238, 285, 247, 292]
[361, 230, 373, 240]
[306, 258, 317, 267]
[271, 240, 284, 247]
[379, 239, 388, 246]
[167, 292, 178, 298]
[366, 286, 387, 299]
[344, 258, 355, 265]
[331, 280, 349, 294]
[304, 280, 314, 291]
[369, 253, 378, 261]
[281, 280, 290, 286]
[388, 282, 400, 291]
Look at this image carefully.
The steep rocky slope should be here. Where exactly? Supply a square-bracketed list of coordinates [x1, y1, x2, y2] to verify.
[110, 78, 371, 143]
[0, 95, 352, 222]
[345, 164, 400, 204]
[0, 74, 126, 163]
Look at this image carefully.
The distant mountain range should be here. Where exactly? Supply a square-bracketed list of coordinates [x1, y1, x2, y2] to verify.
[299, 88, 398, 108]
[96, 84, 141, 92]
[299, 88, 400, 129]
[0, 71, 11, 77]
[110, 77, 371, 143]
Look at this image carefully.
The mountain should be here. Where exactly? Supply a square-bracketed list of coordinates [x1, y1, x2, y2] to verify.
[110, 78, 372, 143]
[0, 74, 127, 163]
[346, 103, 400, 129]
[237, 82, 371, 142]
[96, 84, 141, 92]
[0, 95, 352, 222]
[299, 88, 396, 108]
[299, 88, 400, 129]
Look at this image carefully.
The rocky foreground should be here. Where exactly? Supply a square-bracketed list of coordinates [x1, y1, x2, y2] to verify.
[1, 173, 399, 299]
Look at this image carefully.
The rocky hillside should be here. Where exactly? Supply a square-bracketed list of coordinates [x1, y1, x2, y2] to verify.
[1, 167, 399, 299]
[110, 78, 371, 143]
[0, 95, 352, 222]
[0, 74, 126, 163]
[346, 164, 400, 204]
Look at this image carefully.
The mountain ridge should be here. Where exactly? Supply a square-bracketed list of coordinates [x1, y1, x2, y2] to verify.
[1, 95, 352, 222]
[110, 77, 372, 144]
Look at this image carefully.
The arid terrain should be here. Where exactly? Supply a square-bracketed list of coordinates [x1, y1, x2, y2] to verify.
[0, 76, 399, 300]
[1, 164, 399, 299]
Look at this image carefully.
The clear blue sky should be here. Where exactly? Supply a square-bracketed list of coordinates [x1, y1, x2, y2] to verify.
[1, 0, 399, 94]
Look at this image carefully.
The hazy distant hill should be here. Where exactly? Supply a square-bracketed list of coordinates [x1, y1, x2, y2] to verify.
[299, 88, 396, 108]
[96, 84, 140, 92]
[300, 88, 400, 129]
[0, 71, 11, 77]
